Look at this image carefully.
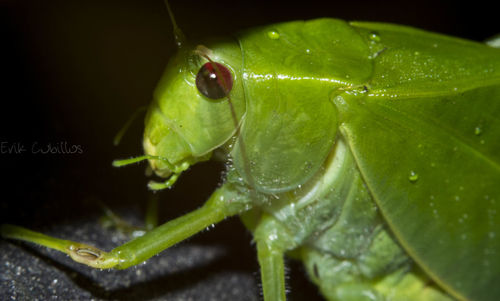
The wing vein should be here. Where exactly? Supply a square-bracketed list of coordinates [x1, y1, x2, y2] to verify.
[368, 99, 500, 172]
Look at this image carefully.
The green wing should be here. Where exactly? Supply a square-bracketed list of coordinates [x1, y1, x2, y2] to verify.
[336, 22, 500, 301]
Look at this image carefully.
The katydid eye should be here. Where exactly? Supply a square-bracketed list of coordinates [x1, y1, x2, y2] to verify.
[195, 62, 233, 99]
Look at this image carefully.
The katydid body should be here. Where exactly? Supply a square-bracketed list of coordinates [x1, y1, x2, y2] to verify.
[2, 18, 500, 301]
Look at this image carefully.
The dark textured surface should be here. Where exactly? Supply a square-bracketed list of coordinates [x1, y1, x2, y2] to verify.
[0, 184, 321, 301]
[1, 1, 496, 300]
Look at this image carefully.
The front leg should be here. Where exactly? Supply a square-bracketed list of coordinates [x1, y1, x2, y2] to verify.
[1, 183, 250, 269]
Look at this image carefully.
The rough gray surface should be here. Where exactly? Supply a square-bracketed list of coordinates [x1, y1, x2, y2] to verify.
[0, 185, 323, 301]
[0, 208, 324, 301]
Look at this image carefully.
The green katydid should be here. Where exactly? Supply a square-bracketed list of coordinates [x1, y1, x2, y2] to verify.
[2, 2, 500, 301]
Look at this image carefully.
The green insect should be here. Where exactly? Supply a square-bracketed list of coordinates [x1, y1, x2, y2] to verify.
[2, 2, 500, 301]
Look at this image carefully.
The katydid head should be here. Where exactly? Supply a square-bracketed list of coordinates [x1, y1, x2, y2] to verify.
[142, 39, 245, 183]
[113, 2, 247, 190]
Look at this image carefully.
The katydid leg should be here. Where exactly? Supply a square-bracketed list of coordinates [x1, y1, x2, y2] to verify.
[255, 214, 289, 301]
[1, 183, 251, 270]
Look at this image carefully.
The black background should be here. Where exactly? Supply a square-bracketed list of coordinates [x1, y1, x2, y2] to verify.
[1, 0, 498, 300]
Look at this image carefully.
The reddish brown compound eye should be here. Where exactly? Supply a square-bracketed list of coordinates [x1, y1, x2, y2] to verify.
[195, 62, 233, 99]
